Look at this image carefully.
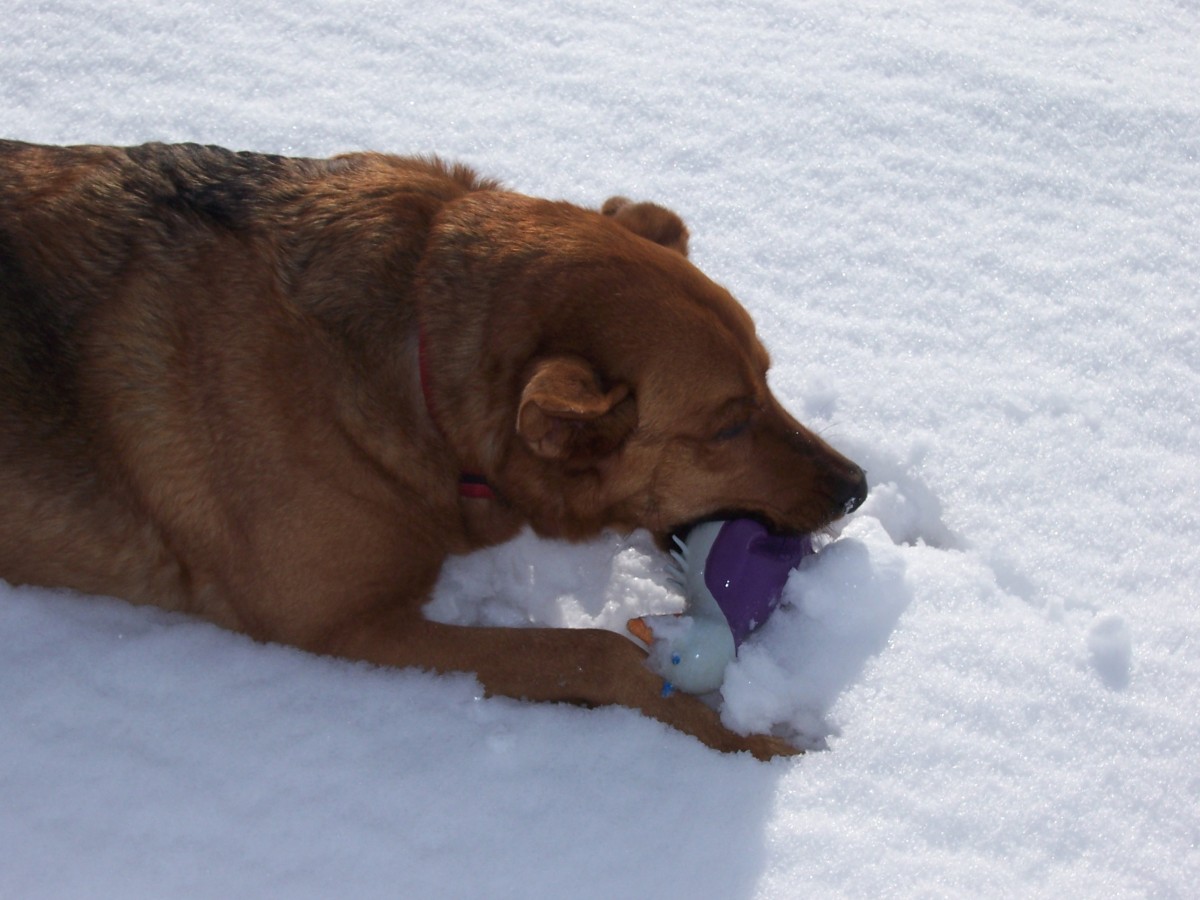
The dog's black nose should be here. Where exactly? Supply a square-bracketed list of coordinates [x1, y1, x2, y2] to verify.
[836, 466, 869, 516]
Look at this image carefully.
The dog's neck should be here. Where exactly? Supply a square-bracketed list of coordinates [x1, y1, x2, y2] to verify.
[417, 326, 497, 501]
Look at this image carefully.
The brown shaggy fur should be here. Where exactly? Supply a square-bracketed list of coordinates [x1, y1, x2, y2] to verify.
[0, 140, 866, 759]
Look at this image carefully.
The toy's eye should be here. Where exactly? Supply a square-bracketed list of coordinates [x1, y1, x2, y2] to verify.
[713, 419, 750, 441]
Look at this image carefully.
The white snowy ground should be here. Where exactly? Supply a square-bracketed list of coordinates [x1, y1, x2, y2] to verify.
[2, 1, 1198, 896]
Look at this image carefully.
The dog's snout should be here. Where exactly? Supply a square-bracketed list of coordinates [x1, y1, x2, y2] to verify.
[836, 465, 869, 516]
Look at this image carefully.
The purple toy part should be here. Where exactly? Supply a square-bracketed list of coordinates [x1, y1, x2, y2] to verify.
[704, 519, 814, 646]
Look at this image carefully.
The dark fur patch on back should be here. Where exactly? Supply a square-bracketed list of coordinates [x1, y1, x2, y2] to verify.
[121, 143, 304, 230]
[0, 229, 82, 438]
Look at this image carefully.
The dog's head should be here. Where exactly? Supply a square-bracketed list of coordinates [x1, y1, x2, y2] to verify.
[417, 191, 866, 546]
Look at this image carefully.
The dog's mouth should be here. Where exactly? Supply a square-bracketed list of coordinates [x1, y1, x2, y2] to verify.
[657, 509, 799, 551]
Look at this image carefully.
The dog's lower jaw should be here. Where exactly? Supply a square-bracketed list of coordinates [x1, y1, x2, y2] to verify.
[457, 495, 526, 548]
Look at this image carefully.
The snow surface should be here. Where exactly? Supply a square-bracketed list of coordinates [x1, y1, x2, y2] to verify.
[3, 0, 1199, 896]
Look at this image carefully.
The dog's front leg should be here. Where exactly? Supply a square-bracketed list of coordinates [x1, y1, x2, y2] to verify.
[325, 611, 798, 761]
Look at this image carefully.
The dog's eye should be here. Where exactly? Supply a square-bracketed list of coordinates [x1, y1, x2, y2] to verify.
[713, 419, 751, 441]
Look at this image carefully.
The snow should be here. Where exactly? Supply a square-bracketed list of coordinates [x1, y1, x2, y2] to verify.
[3, 0, 1198, 896]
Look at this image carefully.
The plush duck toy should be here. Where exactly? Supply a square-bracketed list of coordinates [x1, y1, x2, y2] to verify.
[628, 518, 814, 694]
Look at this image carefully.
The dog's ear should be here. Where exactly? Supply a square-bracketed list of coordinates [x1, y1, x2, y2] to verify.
[517, 356, 636, 462]
[601, 196, 690, 257]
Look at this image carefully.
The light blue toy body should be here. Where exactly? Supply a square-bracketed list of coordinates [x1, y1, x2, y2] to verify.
[644, 521, 736, 693]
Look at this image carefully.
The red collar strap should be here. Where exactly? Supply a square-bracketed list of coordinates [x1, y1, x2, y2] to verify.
[417, 325, 497, 501]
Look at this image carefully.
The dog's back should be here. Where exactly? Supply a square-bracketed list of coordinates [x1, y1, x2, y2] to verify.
[0, 141, 152, 599]
[0, 141, 482, 613]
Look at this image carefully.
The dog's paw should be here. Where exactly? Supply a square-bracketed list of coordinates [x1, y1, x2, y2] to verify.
[706, 725, 802, 762]
[602, 633, 800, 761]
[664, 691, 802, 761]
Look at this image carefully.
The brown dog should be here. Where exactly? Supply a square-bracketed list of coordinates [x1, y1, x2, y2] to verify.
[0, 141, 866, 759]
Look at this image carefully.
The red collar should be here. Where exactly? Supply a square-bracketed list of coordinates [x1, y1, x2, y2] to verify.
[418, 325, 497, 501]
